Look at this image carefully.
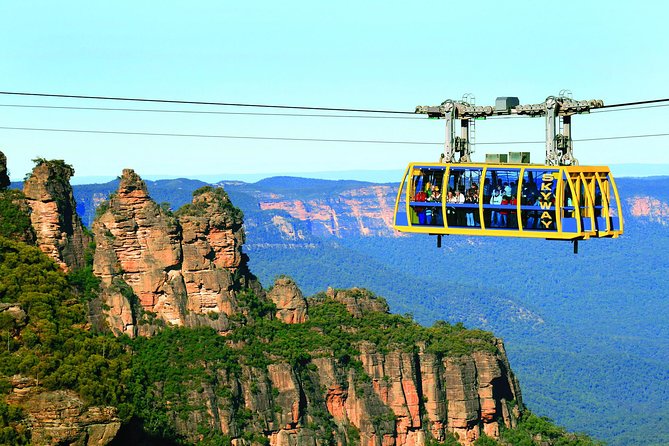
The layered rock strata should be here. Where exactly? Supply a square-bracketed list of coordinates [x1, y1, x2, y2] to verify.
[22, 159, 90, 271]
[268, 277, 308, 324]
[138, 290, 521, 446]
[92, 170, 260, 336]
[248, 184, 400, 240]
[7, 377, 121, 446]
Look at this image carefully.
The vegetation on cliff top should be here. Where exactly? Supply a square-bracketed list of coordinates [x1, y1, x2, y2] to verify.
[175, 185, 244, 223]
[0, 237, 132, 407]
[0, 190, 33, 241]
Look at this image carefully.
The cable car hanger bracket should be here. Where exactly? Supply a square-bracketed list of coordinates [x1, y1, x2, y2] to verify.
[415, 93, 604, 167]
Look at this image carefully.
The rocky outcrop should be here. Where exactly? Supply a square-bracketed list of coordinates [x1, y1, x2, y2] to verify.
[178, 187, 247, 319]
[627, 196, 669, 225]
[0, 150, 9, 189]
[269, 277, 308, 324]
[7, 377, 120, 446]
[0, 302, 27, 328]
[140, 290, 522, 446]
[324, 286, 390, 317]
[243, 183, 400, 241]
[22, 159, 90, 271]
[92, 171, 261, 336]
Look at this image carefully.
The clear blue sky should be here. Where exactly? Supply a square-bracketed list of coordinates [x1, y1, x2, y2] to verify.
[1, 1, 668, 182]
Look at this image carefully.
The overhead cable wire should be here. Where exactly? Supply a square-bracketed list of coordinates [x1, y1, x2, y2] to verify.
[591, 103, 669, 113]
[598, 98, 669, 109]
[0, 91, 416, 115]
[0, 103, 423, 119]
[1, 90, 669, 113]
[1, 125, 667, 145]
[1, 102, 666, 121]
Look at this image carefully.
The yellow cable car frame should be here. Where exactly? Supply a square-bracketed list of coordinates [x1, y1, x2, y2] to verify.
[393, 162, 623, 241]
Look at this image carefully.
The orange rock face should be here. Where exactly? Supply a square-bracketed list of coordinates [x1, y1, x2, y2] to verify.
[303, 291, 521, 446]
[7, 377, 120, 446]
[92, 170, 259, 337]
[628, 196, 669, 224]
[22, 160, 90, 272]
[256, 185, 400, 238]
[268, 277, 308, 324]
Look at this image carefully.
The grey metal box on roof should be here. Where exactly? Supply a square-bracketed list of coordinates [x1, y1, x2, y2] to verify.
[495, 97, 520, 112]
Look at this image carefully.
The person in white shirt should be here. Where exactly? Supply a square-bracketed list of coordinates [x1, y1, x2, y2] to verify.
[489, 189, 503, 227]
[454, 190, 465, 225]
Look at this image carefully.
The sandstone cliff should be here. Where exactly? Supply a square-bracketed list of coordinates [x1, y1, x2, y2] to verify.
[127, 288, 522, 446]
[0, 150, 10, 189]
[627, 195, 669, 225]
[7, 377, 121, 446]
[23, 159, 90, 271]
[255, 184, 398, 238]
[92, 170, 261, 337]
[222, 179, 401, 244]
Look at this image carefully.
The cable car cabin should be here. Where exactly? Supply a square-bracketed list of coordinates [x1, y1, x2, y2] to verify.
[393, 162, 623, 241]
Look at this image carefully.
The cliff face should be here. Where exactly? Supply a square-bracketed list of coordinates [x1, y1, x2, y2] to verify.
[92, 170, 261, 337]
[7, 377, 121, 446]
[256, 185, 397, 238]
[268, 277, 308, 324]
[229, 182, 400, 244]
[134, 288, 522, 446]
[23, 159, 90, 271]
[627, 195, 669, 225]
[0, 150, 10, 189]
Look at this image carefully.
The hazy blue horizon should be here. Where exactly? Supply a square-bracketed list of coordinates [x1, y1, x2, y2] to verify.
[60, 163, 669, 186]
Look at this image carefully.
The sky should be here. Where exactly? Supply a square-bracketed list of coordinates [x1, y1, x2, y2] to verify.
[1, 1, 668, 183]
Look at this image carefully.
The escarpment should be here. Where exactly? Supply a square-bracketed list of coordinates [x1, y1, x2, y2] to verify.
[7, 377, 121, 446]
[92, 169, 261, 336]
[126, 288, 523, 446]
[22, 159, 90, 271]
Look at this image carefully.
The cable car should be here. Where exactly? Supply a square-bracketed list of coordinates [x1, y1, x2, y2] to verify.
[392, 95, 624, 252]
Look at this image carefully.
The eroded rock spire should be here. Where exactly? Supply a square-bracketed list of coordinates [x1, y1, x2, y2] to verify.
[23, 158, 90, 271]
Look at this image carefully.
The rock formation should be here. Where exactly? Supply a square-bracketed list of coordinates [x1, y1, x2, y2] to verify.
[87, 171, 523, 445]
[134, 289, 522, 446]
[22, 159, 90, 271]
[92, 170, 260, 336]
[6, 377, 121, 446]
[0, 150, 10, 189]
[244, 183, 400, 241]
[268, 277, 308, 323]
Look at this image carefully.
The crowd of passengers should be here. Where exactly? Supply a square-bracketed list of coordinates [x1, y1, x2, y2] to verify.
[413, 177, 554, 229]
